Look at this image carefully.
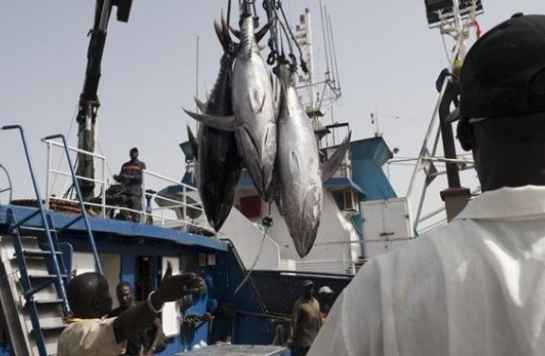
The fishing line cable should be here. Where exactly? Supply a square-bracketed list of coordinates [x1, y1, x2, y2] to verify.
[234, 203, 273, 294]
[277, 2, 308, 73]
[51, 103, 78, 196]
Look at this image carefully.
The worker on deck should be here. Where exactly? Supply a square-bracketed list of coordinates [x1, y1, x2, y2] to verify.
[108, 282, 164, 356]
[57, 263, 203, 356]
[114, 147, 146, 222]
[290, 280, 321, 356]
[317, 286, 334, 322]
[308, 13, 545, 356]
[108, 282, 143, 356]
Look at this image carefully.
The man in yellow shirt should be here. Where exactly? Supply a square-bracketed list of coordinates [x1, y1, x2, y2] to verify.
[58, 263, 203, 356]
[290, 280, 321, 356]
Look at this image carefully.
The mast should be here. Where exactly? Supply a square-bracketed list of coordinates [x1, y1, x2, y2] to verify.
[75, 0, 133, 200]
[409, 0, 483, 232]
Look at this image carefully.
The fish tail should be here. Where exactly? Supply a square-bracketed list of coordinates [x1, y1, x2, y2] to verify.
[240, 17, 255, 55]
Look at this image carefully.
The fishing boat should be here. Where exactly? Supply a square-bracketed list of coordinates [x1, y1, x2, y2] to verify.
[0, 0, 476, 355]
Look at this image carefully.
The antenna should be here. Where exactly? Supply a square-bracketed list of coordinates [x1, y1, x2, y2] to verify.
[425, 0, 483, 28]
[408, 0, 484, 234]
[195, 36, 200, 108]
[370, 113, 382, 137]
[327, 10, 342, 93]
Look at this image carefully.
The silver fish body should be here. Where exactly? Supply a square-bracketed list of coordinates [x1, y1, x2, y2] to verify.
[231, 15, 277, 200]
[276, 65, 323, 258]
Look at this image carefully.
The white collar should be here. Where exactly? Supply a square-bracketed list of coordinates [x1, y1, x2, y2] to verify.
[455, 186, 545, 221]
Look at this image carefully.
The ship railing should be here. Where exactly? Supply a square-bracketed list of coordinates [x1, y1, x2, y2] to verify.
[44, 139, 108, 217]
[43, 140, 215, 235]
[141, 170, 215, 234]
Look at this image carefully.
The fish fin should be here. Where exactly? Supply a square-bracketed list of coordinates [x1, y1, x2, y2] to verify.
[194, 97, 208, 113]
[214, 19, 228, 52]
[186, 126, 199, 161]
[255, 22, 271, 43]
[296, 185, 322, 257]
[183, 108, 239, 132]
[230, 22, 268, 43]
[289, 151, 301, 178]
[230, 26, 242, 40]
[248, 90, 267, 114]
[220, 12, 236, 50]
[321, 131, 352, 182]
[271, 72, 282, 115]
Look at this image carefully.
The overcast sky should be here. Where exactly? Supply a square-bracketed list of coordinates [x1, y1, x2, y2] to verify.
[1, 1, 544, 226]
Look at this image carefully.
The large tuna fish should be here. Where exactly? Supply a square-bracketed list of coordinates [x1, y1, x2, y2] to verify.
[186, 20, 241, 232]
[276, 64, 351, 258]
[185, 13, 277, 200]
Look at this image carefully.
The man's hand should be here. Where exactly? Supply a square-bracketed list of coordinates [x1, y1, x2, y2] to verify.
[151, 263, 205, 309]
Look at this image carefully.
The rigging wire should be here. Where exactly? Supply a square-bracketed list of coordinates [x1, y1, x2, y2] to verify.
[326, 9, 342, 91]
[51, 103, 78, 195]
[276, 2, 308, 73]
[234, 204, 273, 294]
[319, 0, 332, 81]
[277, 16, 294, 59]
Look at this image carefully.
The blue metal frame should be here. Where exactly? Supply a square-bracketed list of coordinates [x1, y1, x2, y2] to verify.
[0, 205, 229, 252]
[6, 209, 50, 356]
[2, 125, 71, 356]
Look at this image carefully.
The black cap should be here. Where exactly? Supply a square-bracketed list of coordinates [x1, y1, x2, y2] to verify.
[460, 14, 545, 119]
[130, 147, 138, 153]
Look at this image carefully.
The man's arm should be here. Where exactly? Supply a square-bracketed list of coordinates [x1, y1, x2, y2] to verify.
[113, 264, 204, 343]
[133, 164, 144, 184]
[143, 318, 165, 356]
[289, 300, 301, 344]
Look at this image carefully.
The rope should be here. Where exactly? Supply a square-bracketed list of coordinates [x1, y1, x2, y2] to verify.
[277, 19, 293, 59]
[51, 103, 78, 194]
[265, 0, 281, 65]
[277, 2, 308, 73]
[234, 203, 273, 294]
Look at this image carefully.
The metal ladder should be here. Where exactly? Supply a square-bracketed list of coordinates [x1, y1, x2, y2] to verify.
[1, 126, 102, 356]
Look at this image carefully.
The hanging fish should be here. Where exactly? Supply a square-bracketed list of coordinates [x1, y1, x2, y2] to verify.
[275, 63, 351, 258]
[185, 12, 276, 201]
[186, 19, 241, 232]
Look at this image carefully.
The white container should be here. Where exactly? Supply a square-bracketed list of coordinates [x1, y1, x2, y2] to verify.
[360, 198, 414, 258]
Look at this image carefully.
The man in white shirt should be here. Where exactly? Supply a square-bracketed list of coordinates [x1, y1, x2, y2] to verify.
[308, 13, 545, 356]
